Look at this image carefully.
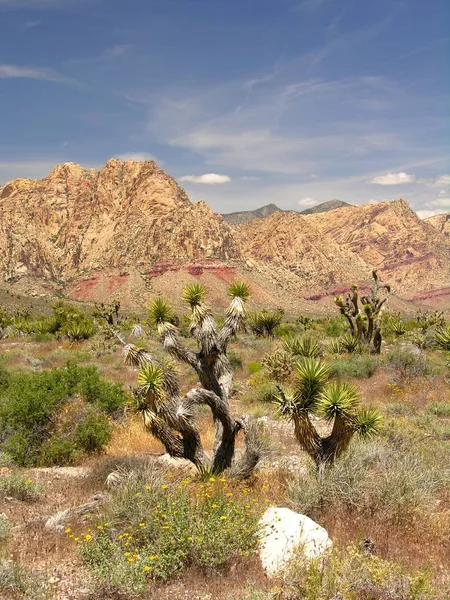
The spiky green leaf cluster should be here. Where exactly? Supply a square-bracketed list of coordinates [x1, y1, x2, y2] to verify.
[317, 381, 360, 423]
[434, 325, 450, 351]
[284, 335, 321, 358]
[148, 297, 174, 325]
[183, 283, 207, 307]
[292, 358, 330, 412]
[138, 363, 164, 393]
[227, 281, 251, 302]
[355, 408, 383, 438]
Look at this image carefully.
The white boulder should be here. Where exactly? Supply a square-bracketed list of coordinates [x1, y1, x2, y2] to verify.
[258, 507, 332, 576]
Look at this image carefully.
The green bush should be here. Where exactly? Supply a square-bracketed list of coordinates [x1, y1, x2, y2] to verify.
[75, 410, 112, 452]
[247, 361, 261, 375]
[329, 355, 379, 379]
[74, 475, 261, 592]
[39, 436, 76, 466]
[0, 363, 127, 466]
[255, 382, 278, 403]
[0, 473, 43, 501]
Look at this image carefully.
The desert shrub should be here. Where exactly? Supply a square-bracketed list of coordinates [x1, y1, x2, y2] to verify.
[39, 436, 76, 466]
[386, 347, 431, 382]
[0, 365, 9, 390]
[262, 349, 294, 382]
[255, 382, 278, 403]
[323, 316, 346, 338]
[329, 354, 379, 379]
[73, 475, 261, 592]
[0, 473, 43, 501]
[247, 361, 261, 375]
[0, 363, 127, 466]
[288, 437, 448, 524]
[279, 544, 436, 600]
[0, 514, 10, 542]
[75, 410, 112, 452]
[228, 349, 243, 370]
[0, 560, 48, 600]
[426, 402, 450, 418]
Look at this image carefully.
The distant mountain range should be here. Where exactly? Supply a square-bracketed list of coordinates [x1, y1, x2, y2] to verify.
[221, 200, 351, 225]
[0, 159, 449, 312]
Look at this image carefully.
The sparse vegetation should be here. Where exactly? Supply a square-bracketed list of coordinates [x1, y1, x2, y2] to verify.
[0, 290, 448, 598]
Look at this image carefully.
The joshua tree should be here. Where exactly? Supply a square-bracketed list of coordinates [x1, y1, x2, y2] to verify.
[122, 282, 262, 479]
[334, 270, 391, 354]
[274, 358, 382, 476]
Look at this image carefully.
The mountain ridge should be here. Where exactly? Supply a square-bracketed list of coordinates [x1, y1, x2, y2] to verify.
[1, 159, 449, 311]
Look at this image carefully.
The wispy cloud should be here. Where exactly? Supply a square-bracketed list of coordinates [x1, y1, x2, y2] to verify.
[179, 174, 231, 184]
[0, 63, 78, 85]
[22, 20, 41, 29]
[369, 172, 416, 185]
[101, 44, 132, 60]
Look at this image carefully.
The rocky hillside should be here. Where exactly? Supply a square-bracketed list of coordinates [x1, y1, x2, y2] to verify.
[305, 200, 450, 295]
[0, 159, 239, 282]
[221, 203, 282, 225]
[425, 213, 450, 238]
[0, 160, 449, 310]
[299, 199, 352, 215]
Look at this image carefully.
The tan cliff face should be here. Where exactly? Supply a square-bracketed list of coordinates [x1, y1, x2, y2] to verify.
[0, 159, 239, 281]
[0, 160, 449, 309]
[425, 213, 450, 238]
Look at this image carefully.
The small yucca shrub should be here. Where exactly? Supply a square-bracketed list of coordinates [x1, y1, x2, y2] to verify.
[283, 335, 321, 358]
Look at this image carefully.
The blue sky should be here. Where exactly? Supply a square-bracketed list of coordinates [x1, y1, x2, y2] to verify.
[0, 0, 449, 217]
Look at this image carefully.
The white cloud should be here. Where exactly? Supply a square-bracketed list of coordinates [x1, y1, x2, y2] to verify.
[369, 172, 416, 185]
[116, 152, 162, 164]
[179, 173, 231, 185]
[430, 197, 450, 208]
[434, 174, 450, 187]
[297, 197, 318, 208]
[417, 209, 446, 220]
[0, 64, 77, 85]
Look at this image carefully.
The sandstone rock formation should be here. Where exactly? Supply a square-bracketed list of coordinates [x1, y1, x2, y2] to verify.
[221, 203, 282, 225]
[0, 160, 449, 310]
[426, 213, 450, 238]
[0, 159, 238, 282]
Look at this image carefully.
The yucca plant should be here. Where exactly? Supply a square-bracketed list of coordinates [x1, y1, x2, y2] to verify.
[119, 281, 261, 479]
[386, 314, 407, 336]
[274, 357, 382, 475]
[248, 309, 283, 338]
[434, 325, 450, 351]
[339, 332, 361, 354]
[284, 335, 321, 358]
[65, 320, 96, 341]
